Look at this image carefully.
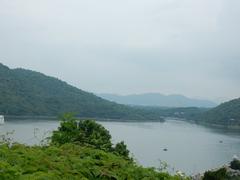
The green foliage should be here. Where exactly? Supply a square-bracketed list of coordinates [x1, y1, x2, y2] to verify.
[114, 141, 130, 158]
[230, 159, 240, 170]
[0, 143, 185, 180]
[51, 114, 112, 152]
[203, 168, 228, 180]
[0, 161, 20, 180]
[52, 114, 132, 160]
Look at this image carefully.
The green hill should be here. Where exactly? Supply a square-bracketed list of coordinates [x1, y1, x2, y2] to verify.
[0, 63, 162, 120]
[197, 98, 240, 127]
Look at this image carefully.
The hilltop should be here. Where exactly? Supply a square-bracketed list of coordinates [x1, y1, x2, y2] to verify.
[0, 63, 162, 120]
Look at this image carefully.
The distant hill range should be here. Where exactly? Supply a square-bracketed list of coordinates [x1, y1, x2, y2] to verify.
[98, 93, 217, 108]
[0, 63, 163, 120]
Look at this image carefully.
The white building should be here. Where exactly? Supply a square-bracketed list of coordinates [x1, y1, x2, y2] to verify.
[0, 115, 4, 125]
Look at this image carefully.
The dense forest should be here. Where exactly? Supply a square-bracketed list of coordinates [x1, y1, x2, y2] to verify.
[195, 98, 240, 127]
[0, 63, 164, 121]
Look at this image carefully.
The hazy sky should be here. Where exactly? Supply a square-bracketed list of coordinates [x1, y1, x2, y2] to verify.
[0, 0, 240, 103]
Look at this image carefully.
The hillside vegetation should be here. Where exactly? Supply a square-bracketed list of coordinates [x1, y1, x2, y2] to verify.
[0, 63, 163, 121]
[0, 143, 185, 180]
[135, 97, 240, 128]
[196, 98, 240, 127]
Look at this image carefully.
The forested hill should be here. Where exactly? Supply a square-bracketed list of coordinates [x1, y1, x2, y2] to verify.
[197, 98, 240, 127]
[0, 63, 162, 120]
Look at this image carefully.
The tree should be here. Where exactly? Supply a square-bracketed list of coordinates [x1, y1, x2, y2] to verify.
[51, 114, 112, 151]
[51, 114, 131, 159]
[114, 141, 129, 158]
[230, 159, 240, 170]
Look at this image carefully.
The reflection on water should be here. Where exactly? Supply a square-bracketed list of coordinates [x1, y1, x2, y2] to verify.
[0, 119, 240, 175]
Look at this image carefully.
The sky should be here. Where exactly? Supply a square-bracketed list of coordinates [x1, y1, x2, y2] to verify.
[0, 0, 240, 103]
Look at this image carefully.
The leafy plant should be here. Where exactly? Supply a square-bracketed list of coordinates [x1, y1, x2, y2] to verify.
[203, 168, 228, 180]
[0, 143, 185, 179]
[51, 114, 112, 152]
[114, 141, 130, 158]
[230, 159, 240, 170]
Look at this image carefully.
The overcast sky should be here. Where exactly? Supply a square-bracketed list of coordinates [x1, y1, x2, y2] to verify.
[0, 0, 240, 103]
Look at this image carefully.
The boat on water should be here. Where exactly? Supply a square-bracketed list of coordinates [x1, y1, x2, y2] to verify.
[0, 115, 4, 125]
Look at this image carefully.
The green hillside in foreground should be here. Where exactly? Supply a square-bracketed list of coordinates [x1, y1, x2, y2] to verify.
[196, 98, 240, 127]
[0, 143, 185, 180]
[0, 63, 163, 120]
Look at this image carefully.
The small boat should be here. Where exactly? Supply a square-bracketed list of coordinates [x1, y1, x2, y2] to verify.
[163, 148, 168, 152]
[0, 115, 5, 125]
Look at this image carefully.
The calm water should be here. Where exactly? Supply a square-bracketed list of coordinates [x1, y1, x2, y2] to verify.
[1, 119, 240, 175]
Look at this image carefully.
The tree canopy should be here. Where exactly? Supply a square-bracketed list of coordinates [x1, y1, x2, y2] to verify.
[51, 114, 130, 158]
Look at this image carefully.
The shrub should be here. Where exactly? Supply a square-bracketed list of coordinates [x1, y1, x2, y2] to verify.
[0, 162, 20, 180]
[0, 143, 184, 179]
[51, 114, 133, 158]
[230, 159, 240, 170]
[114, 141, 130, 158]
[203, 168, 228, 180]
[51, 114, 112, 152]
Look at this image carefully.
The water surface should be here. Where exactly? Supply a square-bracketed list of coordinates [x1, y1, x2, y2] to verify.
[0, 119, 240, 175]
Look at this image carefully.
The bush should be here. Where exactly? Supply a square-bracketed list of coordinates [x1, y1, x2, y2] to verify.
[51, 114, 132, 159]
[203, 168, 228, 180]
[114, 141, 130, 158]
[0, 143, 184, 179]
[230, 159, 240, 170]
[51, 114, 112, 152]
[0, 161, 20, 180]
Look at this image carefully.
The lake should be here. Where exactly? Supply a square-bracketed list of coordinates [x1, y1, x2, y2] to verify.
[0, 119, 240, 175]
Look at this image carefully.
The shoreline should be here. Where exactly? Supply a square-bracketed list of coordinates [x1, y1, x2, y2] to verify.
[4, 115, 240, 130]
[4, 115, 165, 123]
